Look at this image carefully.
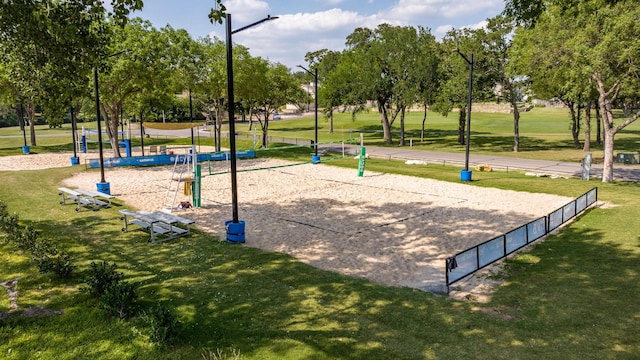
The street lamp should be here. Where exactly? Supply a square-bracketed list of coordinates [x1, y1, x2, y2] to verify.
[94, 49, 129, 195]
[225, 13, 279, 243]
[456, 50, 474, 182]
[297, 64, 319, 163]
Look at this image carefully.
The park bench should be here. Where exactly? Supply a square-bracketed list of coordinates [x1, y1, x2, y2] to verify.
[58, 187, 113, 211]
[615, 153, 639, 165]
[119, 209, 195, 243]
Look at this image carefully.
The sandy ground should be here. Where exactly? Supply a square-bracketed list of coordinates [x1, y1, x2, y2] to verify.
[1, 150, 573, 301]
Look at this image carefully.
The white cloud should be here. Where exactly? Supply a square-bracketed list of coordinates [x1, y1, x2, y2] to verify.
[224, 0, 271, 23]
[209, 0, 502, 69]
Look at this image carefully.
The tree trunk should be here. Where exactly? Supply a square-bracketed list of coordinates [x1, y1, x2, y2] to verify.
[597, 79, 616, 182]
[104, 103, 122, 158]
[458, 107, 466, 145]
[572, 103, 582, 149]
[421, 103, 427, 142]
[583, 101, 591, 152]
[261, 115, 270, 148]
[399, 106, 406, 146]
[378, 102, 393, 144]
[216, 104, 223, 152]
[510, 95, 521, 152]
[329, 108, 334, 134]
[26, 103, 36, 146]
[596, 106, 602, 145]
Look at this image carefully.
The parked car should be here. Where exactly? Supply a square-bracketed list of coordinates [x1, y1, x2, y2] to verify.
[273, 113, 281, 120]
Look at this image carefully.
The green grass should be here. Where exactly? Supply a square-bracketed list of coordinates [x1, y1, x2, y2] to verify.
[4, 107, 640, 161]
[1, 151, 639, 359]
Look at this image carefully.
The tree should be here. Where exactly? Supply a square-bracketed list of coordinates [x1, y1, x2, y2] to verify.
[344, 24, 428, 145]
[305, 49, 343, 133]
[482, 15, 528, 152]
[244, 61, 300, 148]
[98, 19, 174, 157]
[0, 1, 142, 145]
[435, 27, 493, 146]
[508, 0, 640, 182]
[414, 30, 441, 142]
[509, 12, 594, 151]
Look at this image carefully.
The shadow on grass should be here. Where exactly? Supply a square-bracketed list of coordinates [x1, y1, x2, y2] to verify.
[2, 168, 639, 358]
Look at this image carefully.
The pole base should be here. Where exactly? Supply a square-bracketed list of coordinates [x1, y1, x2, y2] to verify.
[225, 219, 245, 243]
[312, 155, 321, 164]
[70, 156, 80, 166]
[96, 182, 111, 195]
[460, 170, 473, 182]
[22, 145, 30, 154]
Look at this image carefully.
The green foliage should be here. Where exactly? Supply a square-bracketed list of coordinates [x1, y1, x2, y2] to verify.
[82, 260, 138, 319]
[35, 249, 75, 279]
[144, 303, 181, 346]
[0, 201, 75, 279]
[82, 260, 125, 298]
[100, 280, 138, 319]
[0, 200, 19, 241]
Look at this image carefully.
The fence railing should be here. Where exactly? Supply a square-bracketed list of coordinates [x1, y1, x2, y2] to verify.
[445, 187, 598, 292]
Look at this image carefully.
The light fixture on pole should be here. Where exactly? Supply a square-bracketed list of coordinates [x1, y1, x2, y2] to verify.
[297, 64, 320, 164]
[224, 13, 279, 243]
[456, 50, 474, 182]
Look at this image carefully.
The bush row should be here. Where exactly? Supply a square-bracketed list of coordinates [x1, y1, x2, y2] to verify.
[1, 200, 180, 346]
[0, 200, 75, 278]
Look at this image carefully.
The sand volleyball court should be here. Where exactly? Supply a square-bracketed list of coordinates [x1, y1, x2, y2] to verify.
[50, 154, 572, 294]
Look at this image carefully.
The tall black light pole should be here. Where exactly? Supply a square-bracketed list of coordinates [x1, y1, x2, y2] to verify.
[297, 64, 319, 163]
[93, 65, 107, 188]
[225, 13, 278, 243]
[456, 50, 474, 181]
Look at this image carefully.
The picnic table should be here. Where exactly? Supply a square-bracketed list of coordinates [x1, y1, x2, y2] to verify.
[58, 187, 114, 211]
[119, 209, 195, 243]
[615, 153, 639, 165]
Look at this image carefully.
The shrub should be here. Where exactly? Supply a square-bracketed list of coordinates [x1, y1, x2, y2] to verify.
[35, 250, 75, 279]
[100, 281, 138, 319]
[82, 261, 124, 298]
[16, 226, 40, 252]
[145, 303, 181, 345]
[0, 200, 19, 240]
[201, 348, 242, 360]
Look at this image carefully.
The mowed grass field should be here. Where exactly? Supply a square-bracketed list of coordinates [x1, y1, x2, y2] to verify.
[1, 106, 639, 359]
[3, 106, 640, 162]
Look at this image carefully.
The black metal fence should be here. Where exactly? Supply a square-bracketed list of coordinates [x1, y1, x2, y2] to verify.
[445, 187, 598, 291]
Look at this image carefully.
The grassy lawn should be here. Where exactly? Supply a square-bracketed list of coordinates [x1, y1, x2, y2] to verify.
[1, 144, 639, 359]
[3, 107, 639, 162]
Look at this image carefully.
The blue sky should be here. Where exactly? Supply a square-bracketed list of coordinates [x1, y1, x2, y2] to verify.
[132, 0, 505, 69]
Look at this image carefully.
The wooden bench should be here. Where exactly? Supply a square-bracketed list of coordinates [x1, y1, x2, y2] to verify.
[119, 209, 195, 243]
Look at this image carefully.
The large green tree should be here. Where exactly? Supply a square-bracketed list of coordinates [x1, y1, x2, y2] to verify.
[435, 27, 493, 145]
[344, 24, 431, 145]
[97, 19, 174, 157]
[509, 11, 594, 151]
[508, 0, 640, 182]
[0, 0, 142, 145]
